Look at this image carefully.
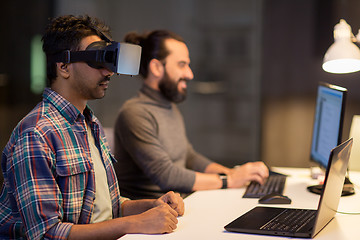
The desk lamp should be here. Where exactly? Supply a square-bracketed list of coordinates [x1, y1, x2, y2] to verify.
[316, 20, 357, 196]
[322, 19, 360, 74]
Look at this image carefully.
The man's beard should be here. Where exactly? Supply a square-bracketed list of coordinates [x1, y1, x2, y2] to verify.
[158, 72, 188, 103]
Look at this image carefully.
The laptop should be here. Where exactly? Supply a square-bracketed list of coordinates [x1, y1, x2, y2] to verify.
[224, 138, 353, 238]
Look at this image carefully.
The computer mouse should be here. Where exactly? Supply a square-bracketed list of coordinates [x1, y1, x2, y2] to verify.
[258, 193, 292, 204]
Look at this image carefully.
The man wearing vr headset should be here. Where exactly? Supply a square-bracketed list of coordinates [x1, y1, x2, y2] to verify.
[113, 30, 269, 200]
[0, 15, 184, 240]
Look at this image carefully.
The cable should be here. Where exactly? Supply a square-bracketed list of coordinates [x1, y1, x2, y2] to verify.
[336, 210, 360, 215]
[336, 181, 360, 215]
[334, 175, 360, 214]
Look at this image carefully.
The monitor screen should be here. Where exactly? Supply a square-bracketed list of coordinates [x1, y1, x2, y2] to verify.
[310, 82, 347, 169]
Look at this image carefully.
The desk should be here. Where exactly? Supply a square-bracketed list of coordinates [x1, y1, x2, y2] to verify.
[121, 168, 360, 239]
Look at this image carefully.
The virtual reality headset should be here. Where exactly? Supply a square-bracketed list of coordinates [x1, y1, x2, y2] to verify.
[49, 40, 142, 75]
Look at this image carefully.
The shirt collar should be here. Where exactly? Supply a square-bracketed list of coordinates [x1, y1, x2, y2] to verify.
[43, 88, 95, 124]
[140, 84, 172, 109]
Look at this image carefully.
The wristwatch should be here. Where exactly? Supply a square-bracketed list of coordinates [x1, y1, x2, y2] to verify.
[218, 173, 228, 189]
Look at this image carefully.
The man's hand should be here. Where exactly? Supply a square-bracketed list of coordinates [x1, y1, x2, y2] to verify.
[228, 161, 269, 188]
[155, 191, 185, 216]
[132, 204, 179, 234]
[134, 191, 184, 234]
[113, 192, 184, 236]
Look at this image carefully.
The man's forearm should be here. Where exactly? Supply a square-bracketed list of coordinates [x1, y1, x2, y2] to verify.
[68, 218, 130, 240]
[121, 199, 155, 216]
[68, 199, 156, 239]
[68, 199, 179, 239]
[192, 172, 223, 191]
[204, 162, 231, 174]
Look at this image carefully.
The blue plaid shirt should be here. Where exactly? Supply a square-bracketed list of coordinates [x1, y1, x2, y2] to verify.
[0, 88, 127, 239]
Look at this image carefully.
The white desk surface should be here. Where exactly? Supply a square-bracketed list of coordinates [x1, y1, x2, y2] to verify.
[121, 167, 360, 239]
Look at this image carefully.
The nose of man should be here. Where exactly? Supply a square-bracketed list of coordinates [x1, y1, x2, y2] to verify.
[185, 65, 194, 80]
[100, 67, 115, 77]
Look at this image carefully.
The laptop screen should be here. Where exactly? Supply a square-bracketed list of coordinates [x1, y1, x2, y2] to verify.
[313, 138, 353, 236]
[310, 82, 347, 169]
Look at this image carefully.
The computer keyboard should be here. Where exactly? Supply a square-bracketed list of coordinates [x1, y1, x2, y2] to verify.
[242, 173, 287, 198]
[260, 209, 316, 233]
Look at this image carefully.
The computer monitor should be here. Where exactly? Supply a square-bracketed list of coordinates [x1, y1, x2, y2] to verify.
[310, 82, 347, 169]
[308, 82, 354, 196]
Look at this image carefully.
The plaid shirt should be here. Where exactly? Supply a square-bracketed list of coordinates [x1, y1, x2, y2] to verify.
[0, 88, 127, 239]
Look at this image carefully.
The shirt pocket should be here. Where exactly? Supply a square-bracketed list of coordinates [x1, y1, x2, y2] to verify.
[55, 152, 94, 223]
[56, 150, 92, 177]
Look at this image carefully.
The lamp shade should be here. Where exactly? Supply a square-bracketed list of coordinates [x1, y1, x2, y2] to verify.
[322, 19, 360, 74]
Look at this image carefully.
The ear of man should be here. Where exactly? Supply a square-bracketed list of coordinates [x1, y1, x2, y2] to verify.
[149, 59, 165, 78]
[57, 62, 70, 79]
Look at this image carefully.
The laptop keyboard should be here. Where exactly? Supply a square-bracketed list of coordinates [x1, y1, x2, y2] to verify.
[243, 174, 286, 198]
[260, 209, 317, 233]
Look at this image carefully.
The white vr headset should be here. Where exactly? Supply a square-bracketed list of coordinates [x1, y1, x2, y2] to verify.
[49, 31, 141, 75]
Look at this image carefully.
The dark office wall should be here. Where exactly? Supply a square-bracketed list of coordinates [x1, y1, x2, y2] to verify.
[0, 0, 54, 189]
[0, 0, 54, 144]
[261, 0, 317, 167]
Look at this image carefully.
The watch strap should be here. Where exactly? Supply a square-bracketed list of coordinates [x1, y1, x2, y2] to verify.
[218, 173, 228, 189]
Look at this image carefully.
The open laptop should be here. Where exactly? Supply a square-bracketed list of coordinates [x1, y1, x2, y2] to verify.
[224, 138, 353, 238]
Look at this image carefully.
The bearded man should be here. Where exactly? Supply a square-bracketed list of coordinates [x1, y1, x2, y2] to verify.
[113, 30, 269, 200]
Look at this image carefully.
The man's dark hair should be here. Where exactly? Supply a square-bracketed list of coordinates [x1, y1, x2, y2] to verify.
[124, 30, 184, 78]
[42, 15, 111, 85]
